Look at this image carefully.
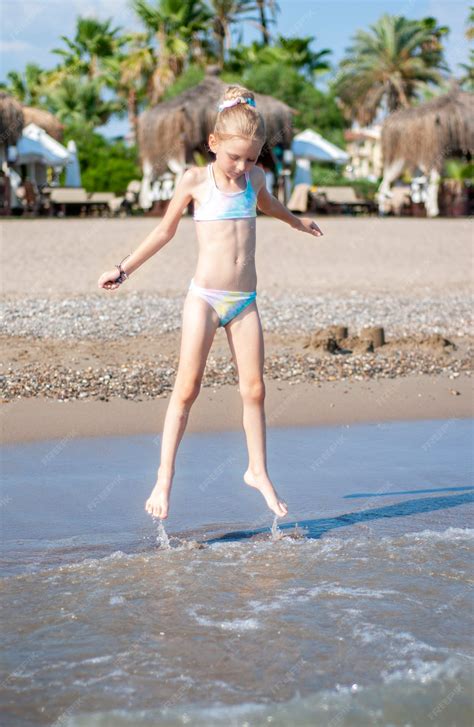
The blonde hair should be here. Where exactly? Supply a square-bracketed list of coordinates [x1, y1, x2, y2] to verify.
[213, 85, 266, 145]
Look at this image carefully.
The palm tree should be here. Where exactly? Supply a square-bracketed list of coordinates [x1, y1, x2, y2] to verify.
[418, 16, 450, 63]
[466, 5, 474, 40]
[131, 0, 212, 104]
[102, 33, 155, 142]
[254, 0, 279, 45]
[459, 6, 474, 90]
[52, 17, 125, 80]
[262, 36, 331, 79]
[0, 63, 46, 105]
[209, 0, 255, 67]
[226, 36, 331, 82]
[45, 76, 122, 130]
[334, 14, 449, 125]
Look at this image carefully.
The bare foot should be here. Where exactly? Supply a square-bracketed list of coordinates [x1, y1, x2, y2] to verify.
[145, 470, 173, 519]
[243, 469, 288, 517]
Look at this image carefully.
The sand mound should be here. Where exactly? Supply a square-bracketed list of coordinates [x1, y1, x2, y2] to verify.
[303, 327, 457, 356]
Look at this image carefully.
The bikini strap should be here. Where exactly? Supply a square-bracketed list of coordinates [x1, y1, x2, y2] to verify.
[209, 162, 218, 189]
[208, 163, 252, 194]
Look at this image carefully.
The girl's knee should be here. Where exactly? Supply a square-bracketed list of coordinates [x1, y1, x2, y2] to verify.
[174, 379, 201, 406]
[240, 379, 265, 403]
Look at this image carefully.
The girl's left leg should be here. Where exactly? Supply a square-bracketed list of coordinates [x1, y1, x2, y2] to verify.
[225, 302, 288, 517]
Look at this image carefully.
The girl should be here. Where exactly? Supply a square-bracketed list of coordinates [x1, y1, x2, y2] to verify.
[98, 85, 323, 522]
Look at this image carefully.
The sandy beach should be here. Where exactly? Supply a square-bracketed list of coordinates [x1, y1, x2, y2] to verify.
[3, 4, 474, 724]
[1, 216, 472, 297]
[1, 216, 473, 444]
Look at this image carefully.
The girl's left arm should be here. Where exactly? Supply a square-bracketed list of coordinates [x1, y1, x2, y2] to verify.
[255, 170, 323, 237]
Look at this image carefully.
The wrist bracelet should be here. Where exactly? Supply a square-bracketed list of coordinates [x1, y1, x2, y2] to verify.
[115, 253, 131, 284]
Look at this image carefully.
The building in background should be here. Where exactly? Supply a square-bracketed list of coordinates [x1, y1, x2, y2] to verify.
[343, 125, 382, 182]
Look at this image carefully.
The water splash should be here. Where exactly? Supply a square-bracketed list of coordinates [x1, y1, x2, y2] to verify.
[271, 515, 283, 541]
[155, 519, 171, 549]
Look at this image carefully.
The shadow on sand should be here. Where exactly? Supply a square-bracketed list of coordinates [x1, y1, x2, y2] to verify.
[203, 487, 474, 544]
[345, 485, 474, 498]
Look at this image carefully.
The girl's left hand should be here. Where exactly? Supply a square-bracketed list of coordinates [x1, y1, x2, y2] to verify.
[97, 268, 124, 290]
[298, 217, 323, 236]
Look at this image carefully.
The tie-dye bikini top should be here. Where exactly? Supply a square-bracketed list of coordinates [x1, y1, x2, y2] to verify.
[193, 163, 257, 221]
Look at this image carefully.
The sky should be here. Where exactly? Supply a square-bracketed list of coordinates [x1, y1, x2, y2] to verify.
[0, 0, 471, 138]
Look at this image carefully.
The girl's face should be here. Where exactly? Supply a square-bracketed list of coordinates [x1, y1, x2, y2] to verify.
[209, 135, 262, 179]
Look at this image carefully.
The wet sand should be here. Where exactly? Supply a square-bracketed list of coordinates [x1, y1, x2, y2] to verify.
[1, 374, 472, 444]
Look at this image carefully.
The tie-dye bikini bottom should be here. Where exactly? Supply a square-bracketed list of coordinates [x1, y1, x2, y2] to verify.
[188, 277, 257, 327]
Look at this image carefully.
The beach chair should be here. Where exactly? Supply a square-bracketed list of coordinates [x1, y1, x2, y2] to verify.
[48, 187, 88, 217]
[315, 186, 374, 215]
[48, 187, 113, 217]
[87, 192, 116, 217]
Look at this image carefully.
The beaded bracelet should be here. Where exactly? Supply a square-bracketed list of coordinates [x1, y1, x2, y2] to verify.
[115, 253, 131, 284]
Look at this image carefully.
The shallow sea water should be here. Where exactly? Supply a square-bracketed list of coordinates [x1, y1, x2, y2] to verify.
[1, 418, 473, 726]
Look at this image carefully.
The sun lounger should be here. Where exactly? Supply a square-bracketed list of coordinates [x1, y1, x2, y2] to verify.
[88, 192, 116, 204]
[315, 186, 375, 214]
[48, 188, 89, 204]
[288, 184, 375, 215]
[46, 187, 116, 216]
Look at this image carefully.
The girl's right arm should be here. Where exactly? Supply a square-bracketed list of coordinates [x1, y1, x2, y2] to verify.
[98, 168, 196, 290]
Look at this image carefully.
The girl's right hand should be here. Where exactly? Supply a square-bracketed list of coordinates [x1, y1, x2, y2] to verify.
[97, 269, 122, 291]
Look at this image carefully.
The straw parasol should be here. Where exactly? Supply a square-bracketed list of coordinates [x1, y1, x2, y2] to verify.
[137, 72, 295, 177]
[0, 92, 24, 147]
[381, 84, 474, 173]
[22, 106, 64, 142]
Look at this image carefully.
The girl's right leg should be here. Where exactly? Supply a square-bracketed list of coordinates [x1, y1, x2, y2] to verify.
[145, 290, 220, 518]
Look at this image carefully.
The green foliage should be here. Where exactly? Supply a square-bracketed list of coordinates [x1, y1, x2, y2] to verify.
[45, 76, 122, 128]
[333, 13, 450, 124]
[459, 9, 474, 93]
[224, 63, 346, 140]
[310, 164, 346, 186]
[131, 0, 211, 74]
[310, 164, 379, 199]
[52, 16, 125, 75]
[162, 64, 205, 100]
[132, 0, 212, 38]
[0, 63, 46, 105]
[443, 159, 474, 182]
[467, 4, 474, 41]
[226, 36, 331, 80]
[61, 130, 141, 194]
[351, 179, 380, 200]
[208, 0, 258, 64]
[100, 34, 155, 109]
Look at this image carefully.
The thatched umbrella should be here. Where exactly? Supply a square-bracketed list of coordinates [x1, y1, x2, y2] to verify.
[381, 85, 474, 173]
[22, 106, 64, 141]
[0, 92, 24, 149]
[137, 72, 295, 178]
[378, 85, 474, 216]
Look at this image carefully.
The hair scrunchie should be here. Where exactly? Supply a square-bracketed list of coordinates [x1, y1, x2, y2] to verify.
[217, 96, 256, 112]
